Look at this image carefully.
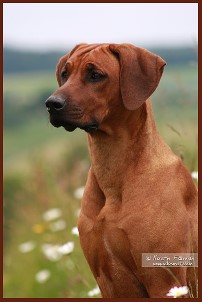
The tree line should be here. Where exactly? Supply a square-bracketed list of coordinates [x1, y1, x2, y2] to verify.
[3, 46, 197, 74]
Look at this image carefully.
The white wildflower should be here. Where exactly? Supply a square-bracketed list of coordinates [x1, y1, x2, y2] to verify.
[18, 241, 36, 253]
[71, 226, 79, 236]
[58, 242, 74, 255]
[49, 219, 66, 232]
[42, 208, 62, 221]
[191, 171, 198, 181]
[42, 241, 75, 261]
[35, 269, 51, 283]
[74, 186, 85, 199]
[88, 285, 101, 297]
[41, 244, 62, 261]
[166, 286, 189, 298]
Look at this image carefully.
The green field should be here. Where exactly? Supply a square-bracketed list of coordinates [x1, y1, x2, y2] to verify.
[3, 64, 198, 298]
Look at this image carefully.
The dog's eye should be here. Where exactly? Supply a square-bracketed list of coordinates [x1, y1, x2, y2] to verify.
[89, 71, 106, 82]
[61, 70, 67, 80]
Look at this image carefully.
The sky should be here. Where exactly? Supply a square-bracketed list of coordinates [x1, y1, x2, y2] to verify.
[3, 3, 198, 51]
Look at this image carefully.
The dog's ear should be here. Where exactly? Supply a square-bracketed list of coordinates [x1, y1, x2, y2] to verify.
[109, 44, 166, 110]
[56, 44, 88, 86]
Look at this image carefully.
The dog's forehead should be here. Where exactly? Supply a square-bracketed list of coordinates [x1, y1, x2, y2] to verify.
[69, 44, 118, 70]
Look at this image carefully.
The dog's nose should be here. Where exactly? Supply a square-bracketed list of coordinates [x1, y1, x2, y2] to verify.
[45, 96, 66, 112]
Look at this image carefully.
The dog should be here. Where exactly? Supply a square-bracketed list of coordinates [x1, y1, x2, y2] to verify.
[45, 43, 198, 298]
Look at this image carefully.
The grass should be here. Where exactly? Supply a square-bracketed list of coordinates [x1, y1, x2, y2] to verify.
[3, 71, 57, 102]
[3, 155, 97, 298]
[3, 64, 198, 297]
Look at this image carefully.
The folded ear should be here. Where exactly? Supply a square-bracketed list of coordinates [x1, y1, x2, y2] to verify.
[56, 44, 88, 86]
[109, 44, 166, 110]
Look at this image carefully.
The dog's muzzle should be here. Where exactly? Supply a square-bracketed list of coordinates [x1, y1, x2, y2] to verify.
[45, 96, 99, 133]
[45, 95, 77, 131]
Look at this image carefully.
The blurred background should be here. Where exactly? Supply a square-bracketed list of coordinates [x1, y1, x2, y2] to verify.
[3, 3, 198, 298]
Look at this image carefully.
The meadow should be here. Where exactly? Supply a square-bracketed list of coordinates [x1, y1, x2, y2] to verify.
[3, 63, 198, 297]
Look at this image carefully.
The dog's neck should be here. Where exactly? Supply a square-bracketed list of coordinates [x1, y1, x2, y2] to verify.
[87, 99, 158, 200]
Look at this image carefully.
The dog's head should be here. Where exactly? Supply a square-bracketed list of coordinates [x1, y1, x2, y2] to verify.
[45, 43, 166, 132]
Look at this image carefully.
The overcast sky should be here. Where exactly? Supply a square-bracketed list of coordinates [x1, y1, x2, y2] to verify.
[3, 3, 198, 51]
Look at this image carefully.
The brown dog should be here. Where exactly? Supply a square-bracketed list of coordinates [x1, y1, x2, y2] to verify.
[45, 43, 198, 298]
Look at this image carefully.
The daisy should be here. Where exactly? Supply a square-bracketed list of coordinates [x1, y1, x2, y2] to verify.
[42, 208, 62, 221]
[166, 286, 189, 298]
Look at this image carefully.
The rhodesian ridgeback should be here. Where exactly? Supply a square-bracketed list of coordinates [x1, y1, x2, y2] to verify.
[45, 43, 198, 298]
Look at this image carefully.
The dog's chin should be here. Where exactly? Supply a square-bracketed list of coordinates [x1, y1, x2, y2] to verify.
[50, 118, 99, 133]
[63, 124, 77, 132]
[49, 118, 76, 131]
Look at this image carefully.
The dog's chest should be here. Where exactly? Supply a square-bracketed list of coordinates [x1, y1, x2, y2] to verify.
[78, 209, 136, 280]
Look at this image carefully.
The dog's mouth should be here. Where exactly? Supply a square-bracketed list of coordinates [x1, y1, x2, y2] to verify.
[50, 118, 99, 133]
[80, 122, 99, 133]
